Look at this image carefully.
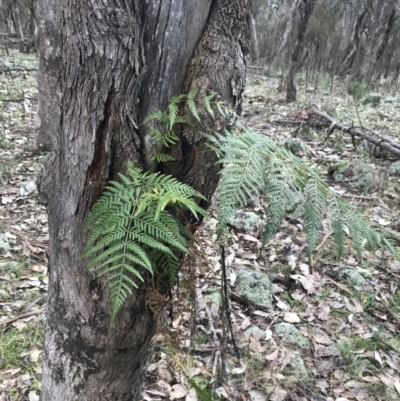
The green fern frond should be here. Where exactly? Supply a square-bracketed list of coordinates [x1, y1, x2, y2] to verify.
[84, 163, 207, 322]
[213, 129, 400, 263]
[149, 128, 165, 144]
[262, 166, 302, 247]
[168, 103, 179, 130]
[154, 251, 180, 286]
[173, 116, 191, 125]
[304, 172, 328, 257]
[143, 110, 165, 123]
[204, 92, 218, 119]
[150, 152, 176, 163]
[187, 88, 201, 122]
[328, 194, 347, 259]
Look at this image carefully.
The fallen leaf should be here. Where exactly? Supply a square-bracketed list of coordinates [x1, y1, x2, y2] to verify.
[276, 300, 290, 311]
[185, 388, 198, 401]
[235, 250, 257, 259]
[249, 389, 267, 401]
[28, 392, 40, 401]
[12, 320, 27, 331]
[231, 364, 247, 375]
[21, 346, 41, 362]
[315, 332, 333, 345]
[283, 312, 300, 323]
[169, 384, 189, 400]
[374, 351, 383, 366]
[291, 274, 314, 294]
[229, 269, 237, 285]
[265, 328, 272, 341]
[241, 317, 251, 330]
[265, 348, 279, 361]
[216, 387, 229, 398]
[157, 365, 173, 381]
[318, 305, 330, 321]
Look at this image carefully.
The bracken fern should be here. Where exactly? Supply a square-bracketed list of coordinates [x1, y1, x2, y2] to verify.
[83, 162, 207, 322]
[212, 129, 400, 261]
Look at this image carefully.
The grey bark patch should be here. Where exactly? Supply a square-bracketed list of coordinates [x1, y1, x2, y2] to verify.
[273, 323, 310, 349]
[236, 269, 273, 306]
[229, 210, 262, 232]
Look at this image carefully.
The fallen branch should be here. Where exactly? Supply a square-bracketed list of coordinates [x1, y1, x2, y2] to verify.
[0, 97, 38, 102]
[311, 107, 400, 157]
[0, 307, 46, 327]
[272, 119, 327, 129]
[0, 67, 37, 73]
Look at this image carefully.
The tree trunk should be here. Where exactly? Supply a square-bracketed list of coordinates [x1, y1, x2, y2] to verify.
[36, 0, 60, 150]
[286, 0, 318, 103]
[11, 1, 24, 52]
[271, 0, 298, 69]
[249, 0, 260, 63]
[337, 8, 367, 79]
[356, 0, 397, 84]
[37, 1, 250, 400]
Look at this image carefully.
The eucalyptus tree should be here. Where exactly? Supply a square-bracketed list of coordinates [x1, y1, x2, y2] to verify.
[36, 1, 250, 400]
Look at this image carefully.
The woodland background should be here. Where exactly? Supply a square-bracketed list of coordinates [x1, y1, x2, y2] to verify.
[1, 1, 400, 401]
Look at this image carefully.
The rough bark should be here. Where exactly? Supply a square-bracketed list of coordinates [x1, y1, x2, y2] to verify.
[11, 1, 24, 52]
[36, 0, 61, 150]
[37, 0, 249, 400]
[271, 0, 298, 69]
[286, 0, 317, 103]
[356, 0, 397, 84]
[249, 0, 260, 63]
[337, 8, 367, 79]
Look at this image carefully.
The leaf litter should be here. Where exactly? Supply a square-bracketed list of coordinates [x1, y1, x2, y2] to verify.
[1, 53, 400, 400]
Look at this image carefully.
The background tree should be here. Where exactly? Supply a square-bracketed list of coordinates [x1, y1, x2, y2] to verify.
[36, 1, 250, 400]
[286, 0, 318, 102]
[0, 0, 37, 52]
[254, 0, 400, 93]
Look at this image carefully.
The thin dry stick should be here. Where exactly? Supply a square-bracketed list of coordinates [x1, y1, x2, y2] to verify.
[310, 230, 332, 269]
[341, 194, 379, 200]
[204, 304, 219, 345]
[22, 294, 45, 313]
[0, 307, 46, 326]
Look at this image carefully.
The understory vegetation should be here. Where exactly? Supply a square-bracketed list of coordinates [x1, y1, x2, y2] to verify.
[1, 52, 400, 400]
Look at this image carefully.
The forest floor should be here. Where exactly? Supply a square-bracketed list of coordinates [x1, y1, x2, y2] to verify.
[1, 53, 400, 401]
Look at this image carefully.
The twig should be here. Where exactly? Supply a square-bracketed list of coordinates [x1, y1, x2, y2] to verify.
[0, 67, 37, 73]
[0, 97, 38, 102]
[322, 275, 351, 294]
[0, 307, 46, 326]
[22, 295, 45, 313]
[341, 194, 379, 200]
[220, 245, 240, 359]
[315, 230, 333, 253]
[204, 304, 219, 345]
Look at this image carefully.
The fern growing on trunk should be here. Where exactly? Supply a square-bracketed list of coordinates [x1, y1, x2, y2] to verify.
[83, 163, 207, 322]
